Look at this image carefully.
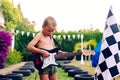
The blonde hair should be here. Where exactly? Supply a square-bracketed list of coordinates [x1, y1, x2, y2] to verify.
[43, 16, 57, 27]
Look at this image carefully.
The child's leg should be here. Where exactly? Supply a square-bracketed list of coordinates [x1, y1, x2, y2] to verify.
[49, 72, 57, 80]
[40, 74, 49, 80]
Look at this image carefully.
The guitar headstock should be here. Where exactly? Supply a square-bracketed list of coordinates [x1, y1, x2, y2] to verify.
[82, 50, 95, 56]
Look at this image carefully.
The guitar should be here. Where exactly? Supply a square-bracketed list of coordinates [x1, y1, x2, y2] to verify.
[33, 48, 94, 70]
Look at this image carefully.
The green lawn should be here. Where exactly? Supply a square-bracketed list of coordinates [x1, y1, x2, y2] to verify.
[23, 60, 120, 80]
[57, 67, 73, 80]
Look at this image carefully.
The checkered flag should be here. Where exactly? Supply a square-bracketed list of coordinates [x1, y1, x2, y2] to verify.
[95, 7, 120, 80]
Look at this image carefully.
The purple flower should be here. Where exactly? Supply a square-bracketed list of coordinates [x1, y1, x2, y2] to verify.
[0, 31, 12, 68]
[0, 31, 12, 47]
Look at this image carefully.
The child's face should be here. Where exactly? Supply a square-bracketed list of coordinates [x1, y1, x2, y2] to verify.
[43, 25, 56, 36]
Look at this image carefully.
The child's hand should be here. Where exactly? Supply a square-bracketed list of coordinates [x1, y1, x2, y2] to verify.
[42, 50, 50, 58]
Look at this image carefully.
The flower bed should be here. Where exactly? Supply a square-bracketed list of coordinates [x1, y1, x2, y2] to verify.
[0, 30, 12, 69]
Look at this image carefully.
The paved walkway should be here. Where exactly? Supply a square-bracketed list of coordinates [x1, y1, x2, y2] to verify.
[0, 62, 26, 74]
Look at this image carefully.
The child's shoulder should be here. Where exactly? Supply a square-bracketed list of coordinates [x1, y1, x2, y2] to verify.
[34, 32, 43, 39]
[36, 32, 42, 36]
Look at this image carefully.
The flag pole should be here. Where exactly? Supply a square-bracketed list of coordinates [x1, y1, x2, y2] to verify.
[80, 34, 84, 64]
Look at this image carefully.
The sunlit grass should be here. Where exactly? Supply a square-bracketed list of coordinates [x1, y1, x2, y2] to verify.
[68, 60, 95, 74]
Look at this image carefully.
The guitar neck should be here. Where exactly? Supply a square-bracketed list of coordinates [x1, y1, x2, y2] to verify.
[55, 51, 82, 59]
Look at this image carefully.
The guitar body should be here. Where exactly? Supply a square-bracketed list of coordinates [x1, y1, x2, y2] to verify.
[32, 53, 43, 70]
[32, 47, 61, 70]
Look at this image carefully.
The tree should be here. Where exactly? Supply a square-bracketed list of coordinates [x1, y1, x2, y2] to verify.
[1, 0, 35, 32]
[1, 0, 21, 31]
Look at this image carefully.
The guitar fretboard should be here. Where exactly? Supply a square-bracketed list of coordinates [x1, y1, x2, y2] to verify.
[55, 51, 82, 59]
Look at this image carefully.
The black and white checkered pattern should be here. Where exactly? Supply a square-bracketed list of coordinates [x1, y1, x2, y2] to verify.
[95, 7, 120, 80]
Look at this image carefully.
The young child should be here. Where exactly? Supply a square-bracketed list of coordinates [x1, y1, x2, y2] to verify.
[27, 16, 63, 80]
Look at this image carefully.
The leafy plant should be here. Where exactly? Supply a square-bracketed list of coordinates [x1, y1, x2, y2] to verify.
[6, 49, 23, 65]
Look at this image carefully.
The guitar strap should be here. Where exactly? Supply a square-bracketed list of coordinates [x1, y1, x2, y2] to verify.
[52, 36, 62, 50]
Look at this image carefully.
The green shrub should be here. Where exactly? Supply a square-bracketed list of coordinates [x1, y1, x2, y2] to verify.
[6, 49, 23, 65]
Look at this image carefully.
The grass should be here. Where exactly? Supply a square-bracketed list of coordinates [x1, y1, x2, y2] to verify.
[23, 60, 120, 80]
[57, 67, 73, 80]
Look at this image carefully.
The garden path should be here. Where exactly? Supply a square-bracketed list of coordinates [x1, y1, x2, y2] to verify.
[0, 62, 26, 74]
